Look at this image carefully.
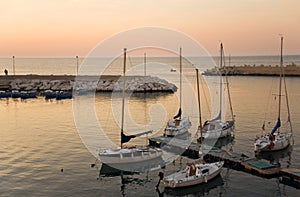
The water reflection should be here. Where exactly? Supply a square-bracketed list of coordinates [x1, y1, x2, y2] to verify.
[98, 162, 163, 197]
[255, 146, 292, 166]
[204, 135, 235, 149]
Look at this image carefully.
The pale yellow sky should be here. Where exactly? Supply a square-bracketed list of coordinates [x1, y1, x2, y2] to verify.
[0, 0, 299, 57]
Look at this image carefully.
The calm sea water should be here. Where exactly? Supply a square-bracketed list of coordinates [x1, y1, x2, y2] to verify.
[0, 57, 300, 196]
[0, 55, 300, 75]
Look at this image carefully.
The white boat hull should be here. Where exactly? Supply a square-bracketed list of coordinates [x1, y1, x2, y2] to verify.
[164, 117, 191, 137]
[203, 120, 234, 139]
[163, 161, 224, 188]
[254, 133, 292, 153]
[99, 147, 163, 172]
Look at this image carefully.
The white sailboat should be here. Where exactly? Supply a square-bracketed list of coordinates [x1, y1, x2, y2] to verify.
[99, 48, 162, 171]
[202, 43, 235, 139]
[164, 48, 192, 137]
[162, 69, 224, 189]
[163, 160, 224, 188]
[254, 37, 293, 153]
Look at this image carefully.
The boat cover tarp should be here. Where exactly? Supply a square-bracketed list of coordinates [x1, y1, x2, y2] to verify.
[173, 108, 182, 119]
[247, 160, 277, 170]
[121, 132, 136, 144]
[271, 118, 281, 135]
[121, 130, 152, 144]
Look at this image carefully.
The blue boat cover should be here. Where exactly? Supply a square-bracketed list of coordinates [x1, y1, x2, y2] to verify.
[173, 108, 182, 119]
[271, 118, 281, 135]
[121, 131, 136, 144]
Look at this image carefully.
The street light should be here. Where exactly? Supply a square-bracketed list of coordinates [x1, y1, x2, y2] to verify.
[76, 56, 79, 75]
[12, 56, 15, 75]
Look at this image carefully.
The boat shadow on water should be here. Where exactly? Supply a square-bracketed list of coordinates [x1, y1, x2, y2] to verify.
[99, 156, 165, 177]
[255, 145, 292, 165]
[98, 161, 165, 197]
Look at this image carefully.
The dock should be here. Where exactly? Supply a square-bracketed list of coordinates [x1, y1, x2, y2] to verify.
[149, 136, 300, 189]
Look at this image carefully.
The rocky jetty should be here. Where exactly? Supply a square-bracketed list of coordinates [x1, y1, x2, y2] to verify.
[203, 64, 300, 76]
[0, 75, 177, 93]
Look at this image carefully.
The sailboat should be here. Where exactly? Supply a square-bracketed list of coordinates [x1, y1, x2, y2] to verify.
[99, 48, 163, 171]
[164, 48, 192, 137]
[162, 69, 224, 189]
[202, 43, 235, 139]
[254, 37, 293, 153]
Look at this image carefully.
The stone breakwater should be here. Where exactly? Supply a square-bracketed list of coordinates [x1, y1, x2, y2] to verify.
[203, 65, 300, 76]
[0, 75, 177, 93]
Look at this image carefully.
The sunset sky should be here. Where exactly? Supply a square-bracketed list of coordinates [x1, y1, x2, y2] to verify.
[1, 0, 299, 57]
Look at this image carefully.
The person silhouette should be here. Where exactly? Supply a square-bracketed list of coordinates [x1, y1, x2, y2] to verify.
[4, 69, 8, 75]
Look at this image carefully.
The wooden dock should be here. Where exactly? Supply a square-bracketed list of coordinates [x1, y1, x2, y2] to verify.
[149, 136, 300, 189]
[279, 168, 300, 189]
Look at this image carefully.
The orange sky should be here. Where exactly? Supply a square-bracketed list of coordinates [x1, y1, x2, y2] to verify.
[0, 0, 299, 57]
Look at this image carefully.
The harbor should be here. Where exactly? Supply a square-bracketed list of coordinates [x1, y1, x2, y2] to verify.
[1, 64, 300, 196]
[2, 0, 300, 196]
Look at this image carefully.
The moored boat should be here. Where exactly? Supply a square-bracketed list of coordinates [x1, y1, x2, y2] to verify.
[20, 90, 37, 99]
[164, 48, 191, 137]
[200, 43, 235, 140]
[0, 91, 11, 98]
[56, 91, 73, 100]
[162, 161, 224, 188]
[98, 48, 162, 172]
[254, 36, 293, 153]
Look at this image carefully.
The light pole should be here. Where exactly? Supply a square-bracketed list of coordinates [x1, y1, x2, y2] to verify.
[12, 56, 15, 75]
[76, 56, 79, 75]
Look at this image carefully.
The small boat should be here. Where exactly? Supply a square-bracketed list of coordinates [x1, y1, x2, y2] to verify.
[0, 91, 11, 98]
[99, 48, 162, 172]
[162, 161, 224, 188]
[20, 90, 37, 99]
[201, 43, 235, 140]
[11, 90, 21, 98]
[254, 37, 293, 153]
[56, 91, 73, 100]
[164, 48, 191, 137]
[164, 116, 191, 138]
[44, 90, 57, 99]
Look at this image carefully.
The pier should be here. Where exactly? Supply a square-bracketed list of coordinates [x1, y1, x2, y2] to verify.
[149, 136, 300, 189]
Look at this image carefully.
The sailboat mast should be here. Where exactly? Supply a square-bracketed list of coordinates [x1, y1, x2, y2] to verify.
[219, 43, 223, 120]
[223, 46, 235, 122]
[196, 68, 203, 143]
[278, 37, 283, 123]
[121, 48, 127, 148]
[144, 52, 146, 77]
[179, 47, 182, 119]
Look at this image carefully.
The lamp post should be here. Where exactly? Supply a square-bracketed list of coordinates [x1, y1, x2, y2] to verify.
[12, 56, 15, 75]
[76, 56, 79, 75]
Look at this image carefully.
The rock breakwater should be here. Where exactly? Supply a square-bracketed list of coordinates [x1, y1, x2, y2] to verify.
[0, 75, 177, 93]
